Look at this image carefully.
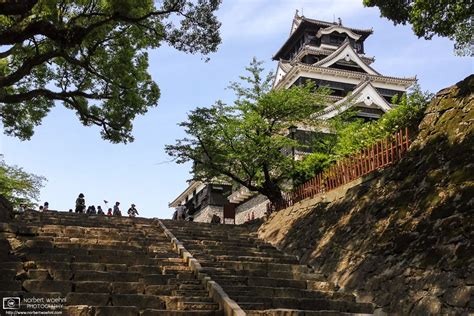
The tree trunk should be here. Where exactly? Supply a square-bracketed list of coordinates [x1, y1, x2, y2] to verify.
[260, 182, 285, 209]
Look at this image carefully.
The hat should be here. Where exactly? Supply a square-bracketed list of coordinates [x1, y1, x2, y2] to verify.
[79, 193, 84, 198]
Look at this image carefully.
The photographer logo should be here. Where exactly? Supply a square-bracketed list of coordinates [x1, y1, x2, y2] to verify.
[3, 297, 20, 310]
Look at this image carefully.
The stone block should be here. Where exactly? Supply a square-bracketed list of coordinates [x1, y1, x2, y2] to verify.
[142, 274, 173, 285]
[94, 306, 139, 316]
[63, 305, 94, 316]
[111, 294, 165, 309]
[111, 282, 145, 294]
[74, 281, 111, 293]
[144, 285, 177, 295]
[443, 286, 471, 308]
[26, 269, 50, 280]
[66, 293, 110, 306]
[23, 280, 71, 293]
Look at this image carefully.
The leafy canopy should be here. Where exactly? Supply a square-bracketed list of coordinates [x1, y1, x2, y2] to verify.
[289, 85, 432, 186]
[0, 157, 46, 208]
[166, 58, 328, 203]
[333, 84, 433, 157]
[0, 0, 222, 143]
[363, 0, 473, 56]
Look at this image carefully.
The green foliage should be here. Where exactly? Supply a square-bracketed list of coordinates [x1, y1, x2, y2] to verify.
[0, 158, 46, 207]
[166, 58, 329, 203]
[333, 85, 433, 157]
[292, 152, 331, 187]
[363, 0, 474, 56]
[0, 0, 222, 143]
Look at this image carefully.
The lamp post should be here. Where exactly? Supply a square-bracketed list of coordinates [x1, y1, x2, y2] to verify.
[288, 125, 297, 188]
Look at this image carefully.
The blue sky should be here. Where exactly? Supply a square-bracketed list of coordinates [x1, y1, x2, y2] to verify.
[1, 0, 472, 218]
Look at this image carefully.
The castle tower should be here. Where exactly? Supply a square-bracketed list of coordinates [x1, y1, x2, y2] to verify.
[273, 12, 417, 119]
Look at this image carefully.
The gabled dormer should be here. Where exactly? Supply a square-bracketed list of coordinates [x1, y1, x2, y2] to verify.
[313, 40, 380, 75]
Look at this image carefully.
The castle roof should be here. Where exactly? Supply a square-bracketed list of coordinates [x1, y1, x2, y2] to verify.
[274, 14, 373, 60]
[274, 60, 416, 90]
[294, 45, 375, 65]
[316, 80, 392, 119]
[313, 39, 380, 75]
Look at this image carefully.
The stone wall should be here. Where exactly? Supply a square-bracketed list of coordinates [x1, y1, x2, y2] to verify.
[0, 195, 13, 222]
[235, 194, 268, 224]
[193, 205, 223, 223]
[258, 76, 474, 315]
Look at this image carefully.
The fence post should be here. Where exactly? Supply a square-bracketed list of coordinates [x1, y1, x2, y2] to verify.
[405, 127, 409, 151]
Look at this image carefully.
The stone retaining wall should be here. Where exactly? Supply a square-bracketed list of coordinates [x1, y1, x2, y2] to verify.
[258, 76, 474, 314]
[193, 205, 223, 223]
[235, 194, 268, 224]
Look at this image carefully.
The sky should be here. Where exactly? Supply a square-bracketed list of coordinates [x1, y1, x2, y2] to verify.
[1, 0, 473, 218]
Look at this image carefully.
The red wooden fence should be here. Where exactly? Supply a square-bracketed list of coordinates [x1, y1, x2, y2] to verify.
[268, 128, 411, 213]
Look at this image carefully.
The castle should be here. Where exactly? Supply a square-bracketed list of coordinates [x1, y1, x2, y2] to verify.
[170, 13, 416, 223]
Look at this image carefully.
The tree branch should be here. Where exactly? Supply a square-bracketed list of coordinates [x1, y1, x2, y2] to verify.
[0, 50, 61, 87]
[0, 88, 111, 103]
[0, 0, 38, 15]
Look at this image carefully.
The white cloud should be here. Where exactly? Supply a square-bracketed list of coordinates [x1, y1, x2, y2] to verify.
[218, 0, 365, 40]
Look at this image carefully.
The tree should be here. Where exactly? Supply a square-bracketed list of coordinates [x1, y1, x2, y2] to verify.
[165, 59, 328, 204]
[363, 0, 473, 56]
[0, 158, 46, 208]
[332, 84, 433, 157]
[0, 0, 222, 143]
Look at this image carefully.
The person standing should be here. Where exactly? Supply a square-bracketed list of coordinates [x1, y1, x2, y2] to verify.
[75, 193, 86, 213]
[127, 204, 139, 217]
[43, 202, 49, 212]
[113, 202, 121, 216]
[107, 208, 112, 216]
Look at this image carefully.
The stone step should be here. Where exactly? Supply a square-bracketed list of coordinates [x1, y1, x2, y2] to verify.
[199, 255, 298, 264]
[0, 268, 19, 281]
[239, 296, 372, 313]
[213, 276, 307, 289]
[191, 248, 296, 259]
[197, 260, 311, 273]
[245, 310, 369, 316]
[231, 289, 355, 302]
[142, 310, 223, 316]
[73, 270, 142, 282]
[64, 306, 138, 316]
[173, 290, 209, 297]
[176, 301, 219, 311]
[214, 272, 326, 283]
[144, 285, 178, 296]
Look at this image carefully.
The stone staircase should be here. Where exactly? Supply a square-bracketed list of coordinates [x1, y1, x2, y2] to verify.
[0, 211, 221, 316]
[162, 220, 375, 316]
[0, 211, 375, 315]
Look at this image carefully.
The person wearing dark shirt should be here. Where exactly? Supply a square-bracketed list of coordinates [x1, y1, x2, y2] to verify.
[97, 206, 104, 215]
[89, 205, 96, 215]
[128, 204, 139, 217]
[75, 193, 86, 213]
[113, 202, 121, 216]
